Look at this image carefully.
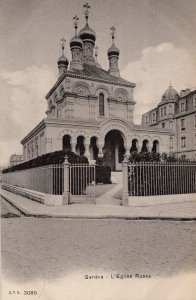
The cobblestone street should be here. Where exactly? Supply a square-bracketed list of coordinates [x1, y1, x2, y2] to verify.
[1, 207, 196, 300]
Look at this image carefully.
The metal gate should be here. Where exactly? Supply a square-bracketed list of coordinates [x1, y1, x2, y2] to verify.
[69, 164, 95, 203]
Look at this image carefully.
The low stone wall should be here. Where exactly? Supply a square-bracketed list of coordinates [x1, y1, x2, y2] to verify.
[128, 194, 196, 207]
[2, 183, 63, 206]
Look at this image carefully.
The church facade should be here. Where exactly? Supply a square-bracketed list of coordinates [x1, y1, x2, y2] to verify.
[21, 4, 172, 171]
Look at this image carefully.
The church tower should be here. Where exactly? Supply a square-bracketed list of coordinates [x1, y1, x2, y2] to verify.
[57, 38, 69, 77]
[107, 26, 120, 77]
[78, 3, 96, 65]
[69, 15, 83, 70]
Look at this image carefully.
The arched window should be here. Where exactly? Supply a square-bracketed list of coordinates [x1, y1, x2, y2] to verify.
[99, 93, 104, 116]
[141, 139, 149, 152]
[62, 135, 71, 153]
[152, 140, 159, 153]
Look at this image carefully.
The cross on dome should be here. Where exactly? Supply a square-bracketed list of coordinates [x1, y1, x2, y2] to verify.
[110, 26, 116, 44]
[83, 2, 91, 24]
[61, 37, 66, 55]
[73, 15, 79, 36]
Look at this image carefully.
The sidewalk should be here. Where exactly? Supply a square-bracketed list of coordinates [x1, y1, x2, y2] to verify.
[1, 188, 196, 220]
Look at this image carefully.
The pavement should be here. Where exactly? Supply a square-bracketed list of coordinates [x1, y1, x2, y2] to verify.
[1, 187, 196, 220]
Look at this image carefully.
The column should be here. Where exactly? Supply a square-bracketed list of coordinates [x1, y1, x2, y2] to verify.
[84, 143, 91, 160]
[71, 137, 77, 153]
[137, 141, 143, 153]
[148, 141, 153, 152]
[125, 144, 131, 157]
[62, 156, 70, 205]
[45, 138, 52, 153]
[122, 156, 129, 206]
[98, 144, 104, 158]
[83, 137, 90, 160]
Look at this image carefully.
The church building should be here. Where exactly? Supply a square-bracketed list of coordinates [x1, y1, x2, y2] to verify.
[21, 3, 172, 171]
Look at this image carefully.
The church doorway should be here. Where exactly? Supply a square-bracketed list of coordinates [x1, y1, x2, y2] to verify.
[103, 130, 125, 171]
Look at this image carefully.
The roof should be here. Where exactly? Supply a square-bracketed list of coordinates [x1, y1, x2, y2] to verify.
[46, 63, 135, 99]
[161, 85, 179, 102]
[67, 63, 135, 86]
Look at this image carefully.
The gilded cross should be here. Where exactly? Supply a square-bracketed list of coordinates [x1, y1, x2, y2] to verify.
[83, 2, 90, 24]
[61, 37, 66, 54]
[110, 26, 116, 43]
[73, 15, 79, 36]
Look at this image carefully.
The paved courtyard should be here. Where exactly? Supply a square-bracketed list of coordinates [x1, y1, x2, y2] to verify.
[1, 201, 196, 300]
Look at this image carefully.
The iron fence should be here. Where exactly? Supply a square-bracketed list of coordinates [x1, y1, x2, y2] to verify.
[123, 161, 196, 197]
[2, 162, 95, 202]
[69, 164, 95, 202]
[2, 165, 63, 194]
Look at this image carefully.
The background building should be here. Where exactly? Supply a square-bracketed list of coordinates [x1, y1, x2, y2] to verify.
[142, 85, 196, 160]
[9, 154, 23, 167]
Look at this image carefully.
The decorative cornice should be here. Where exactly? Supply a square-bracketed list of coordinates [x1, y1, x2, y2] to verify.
[157, 99, 177, 107]
[45, 72, 135, 99]
[21, 119, 46, 144]
[107, 98, 136, 105]
[66, 73, 135, 88]
[175, 109, 196, 119]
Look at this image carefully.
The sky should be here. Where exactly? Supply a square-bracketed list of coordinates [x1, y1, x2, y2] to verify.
[0, 0, 196, 166]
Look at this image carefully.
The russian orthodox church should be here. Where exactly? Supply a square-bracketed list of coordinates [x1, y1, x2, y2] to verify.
[21, 3, 172, 171]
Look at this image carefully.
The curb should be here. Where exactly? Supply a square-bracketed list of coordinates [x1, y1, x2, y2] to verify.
[1, 192, 196, 221]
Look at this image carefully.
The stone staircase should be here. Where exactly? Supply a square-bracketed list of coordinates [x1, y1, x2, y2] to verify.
[95, 172, 123, 206]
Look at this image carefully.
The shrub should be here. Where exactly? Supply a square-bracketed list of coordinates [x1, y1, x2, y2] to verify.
[129, 151, 192, 163]
[128, 151, 195, 196]
[3, 150, 88, 174]
[129, 151, 161, 162]
[95, 157, 111, 184]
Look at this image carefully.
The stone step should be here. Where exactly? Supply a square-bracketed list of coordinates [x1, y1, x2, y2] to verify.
[96, 197, 121, 206]
[111, 171, 123, 184]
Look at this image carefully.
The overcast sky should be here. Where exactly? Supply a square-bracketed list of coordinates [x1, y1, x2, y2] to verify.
[0, 0, 196, 166]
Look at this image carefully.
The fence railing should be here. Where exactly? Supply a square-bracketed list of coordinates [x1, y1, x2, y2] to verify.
[122, 159, 196, 203]
[2, 159, 96, 203]
[2, 164, 64, 195]
[70, 164, 95, 200]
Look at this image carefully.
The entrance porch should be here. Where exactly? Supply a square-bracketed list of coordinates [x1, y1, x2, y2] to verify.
[103, 130, 125, 171]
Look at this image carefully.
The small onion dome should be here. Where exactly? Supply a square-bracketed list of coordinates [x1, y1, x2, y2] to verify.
[161, 85, 179, 102]
[78, 24, 96, 44]
[70, 36, 83, 49]
[57, 54, 69, 67]
[107, 43, 120, 57]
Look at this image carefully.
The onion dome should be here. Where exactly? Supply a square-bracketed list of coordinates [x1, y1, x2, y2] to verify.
[107, 43, 120, 57]
[161, 84, 179, 102]
[57, 54, 69, 67]
[78, 24, 96, 44]
[78, 3, 96, 45]
[70, 15, 83, 50]
[57, 38, 69, 76]
[70, 36, 83, 49]
[107, 26, 120, 77]
[107, 26, 120, 57]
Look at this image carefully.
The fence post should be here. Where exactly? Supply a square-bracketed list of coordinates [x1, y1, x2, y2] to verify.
[63, 156, 70, 205]
[122, 156, 129, 206]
